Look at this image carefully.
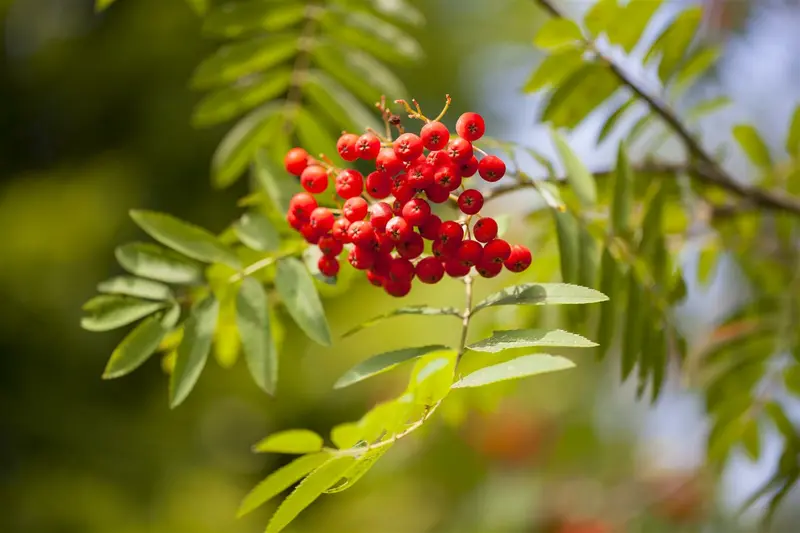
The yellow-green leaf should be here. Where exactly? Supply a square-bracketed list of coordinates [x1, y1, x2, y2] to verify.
[406, 350, 457, 406]
[644, 7, 702, 82]
[236, 276, 278, 394]
[234, 211, 280, 252]
[275, 258, 332, 346]
[468, 329, 596, 352]
[473, 283, 609, 313]
[584, 0, 619, 36]
[611, 141, 633, 236]
[253, 429, 324, 454]
[453, 354, 575, 389]
[169, 295, 219, 408]
[732, 124, 772, 169]
[607, 0, 664, 53]
[786, 105, 800, 158]
[533, 19, 583, 50]
[523, 48, 584, 93]
[97, 276, 173, 301]
[542, 63, 621, 130]
[102, 305, 180, 379]
[81, 295, 168, 332]
[553, 210, 580, 284]
[95, 0, 117, 12]
[203, 2, 305, 38]
[334, 345, 450, 389]
[552, 130, 597, 206]
[115, 242, 204, 285]
[342, 306, 460, 338]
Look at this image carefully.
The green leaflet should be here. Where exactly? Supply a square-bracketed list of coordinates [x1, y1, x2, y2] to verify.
[81, 295, 168, 332]
[598, 96, 636, 145]
[254, 149, 303, 215]
[606, 0, 664, 53]
[253, 429, 324, 454]
[406, 350, 457, 407]
[551, 130, 597, 207]
[578, 227, 599, 291]
[473, 283, 608, 314]
[644, 7, 702, 83]
[275, 257, 332, 346]
[611, 141, 633, 236]
[342, 306, 460, 338]
[732, 124, 772, 169]
[320, 10, 422, 65]
[673, 46, 721, 96]
[203, 2, 305, 38]
[115, 242, 205, 285]
[324, 445, 392, 494]
[697, 241, 720, 286]
[311, 43, 407, 104]
[685, 96, 731, 122]
[542, 63, 621, 130]
[303, 70, 384, 135]
[783, 365, 800, 395]
[236, 276, 278, 394]
[553, 210, 580, 284]
[184, 0, 208, 15]
[334, 345, 450, 389]
[468, 329, 596, 353]
[97, 276, 173, 301]
[596, 248, 619, 361]
[533, 19, 583, 50]
[584, 0, 619, 36]
[452, 354, 576, 389]
[331, 397, 413, 449]
[523, 48, 584, 93]
[295, 106, 338, 161]
[102, 305, 180, 379]
[620, 271, 643, 380]
[169, 295, 219, 408]
[234, 211, 280, 252]
[787, 105, 800, 158]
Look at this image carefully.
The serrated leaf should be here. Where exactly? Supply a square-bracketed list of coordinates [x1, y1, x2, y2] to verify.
[551, 130, 597, 206]
[97, 276, 173, 301]
[553, 210, 580, 284]
[468, 329, 596, 353]
[598, 96, 636, 145]
[611, 141, 633, 235]
[81, 295, 168, 332]
[192, 69, 291, 128]
[266, 455, 357, 533]
[407, 350, 457, 406]
[303, 70, 383, 134]
[533, 19, 583, 50]
[620, 272, 642, 380]
[254, 149, 303, 215]
[542, 63, 621, 130]
[130, 210, 240, 268]
[685, 96, 731, 122]
[324, 445, 391, 494]
[673, 46, 721, 96]
[236, 276, 278, 395]
[275, 257, 332, 346]
[644, 7, 702, 82]
[169, 295, 219, 408]
[320, 11, 422, 65]
[342, 306, 460, 338]
[302, 246, 337, 285]
[523, 48, 584, 93]
[312, 44, 407, 103]
[732, 124, 772, 169]
[473, 283, 608, 313]
[295, 107, 338, 160]
[596, 249, 618, 361]
[453, 354, 575, 389]
[253, 429, 324, 454]
[235, 211, 280, 252]
[788, 105, 800, 158]
[606, 0, 664, 53]
[203, 2, 305, 38]
[238, 452, 331, 517]
[584, 0, 619, 36]
[102, 305, 180, 379]
[334, 344, 450, 389]
[116, 243, 204, 285]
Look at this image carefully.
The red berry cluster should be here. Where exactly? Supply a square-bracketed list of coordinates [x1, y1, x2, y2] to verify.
[282, 100, 531, 297]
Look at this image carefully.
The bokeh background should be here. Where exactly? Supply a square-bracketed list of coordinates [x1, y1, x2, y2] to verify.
[3, 0, 800, 532]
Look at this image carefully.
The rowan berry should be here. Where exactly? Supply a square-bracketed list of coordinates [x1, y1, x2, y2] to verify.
[396, 232, 424, 259]
[447, 138, 474, 164]
[458, 189, 484, 215]
[425, 183, 451, 204]
[299, 224, 319, 243]
[384, 279, 412, 297]
[284, 147, 309, 176]
[444, 258, 471, 278]
[432, 239, 458, 259]
[483, 238, 512, 264]
[368, 202, 394, 232]
[318, 255, 340, 277]
[415, 256, 445, 284]
[419, 214, 442, 240]
[476, 258, 503, 278]
[438, 220, 464, 246]
[337, 133, 360, 162]
[392, 133, 424, 162]
[366, 269, 385, 287]
[365, 171, 392, 199]
[460, 155, 480, 177]
[335, 169, 364, 199]
[433, 164, 461, 191]
[347, 220, 376, 248]
[342, 197, 368, 222]
[473, 217, 498, 243]
[309, 207, 334, 233]
[299, 165, 328, 194]
[286, 210, 304, 231]
[420, 121, 450, 151]
[457, 239, 483, 267]
[391, 174, 415, 203]
[426, 150, 453, 169]
[392, 199, 404, 215]
[289, 192, 317, 220]
[385, 216, 412, 242]
[456, 112, 485, 141]
[376, 148, 405, 176]
[369, 231, 395, 255]
[318, 235, 343, 256]
[348, 246, 375, 270]
[504, 244, 532, 272]
[372, 252, 393, 277]
[478, 155, 506, 182]
[401, 198, 431, 226]
[389, 257, 415, 283]
[331, 217, 351, 242]
[356, 133, 380, 160]
[407, 161, 434, 190]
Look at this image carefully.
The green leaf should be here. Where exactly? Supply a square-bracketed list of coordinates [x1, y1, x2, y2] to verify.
[116, 243, 204, 285]
[551, 130, 597, 206]
[324, 446, 391, 494]
[130, 210, 241, 268]
[236, 276, 278, 395]
[584, 0, 619, 36]
[523, 48, 584, 93]
[311, 44, 407, 104]
[238, 452, 331, 517]
[644, 7, 702, 82]
[784, 365, 800, 395]
[95, 0, 117, 11]
[407, 350, 457, 406]
[553, 210, 580, 284]
[452, 354, 576, 389]
[611, 141, 633, 236]
[533, 19, 583, 50]
[468, 329, 596, 353]
[102, 305, 180, 379]
[234, 211, 280, 252]
[596, 249, 619, 361]
[169, 295, 219, 408]
[673, 46, 721, 96]
[320, 11, 422, 65]
[342, 306, 460, 338]
[254, 149, 302, 215]
[253, 429, 324, 454]
[542, 63, 621, 130]
[742, 418, 761, 461]
[598, 96, 636, 145]
[606, 0, 664, 53]
[81, 295, 168, 332]
[275, 258, 332, 346]
[787, 105, 800, 158]
[330, 422, 362, 450]
[185, 0, 208, 15]
[620, 272, 643, 380]
[473, 283, 609, 313]
[203, 2, 305, 38]
[266, 456, 358, 533]
[295, 107, 338, 161]
[578, 228, 599, 290]
[334, 345, 450, 389]
[627, 113, 656, 143]
[765, 401, 798, 443]
[302, 246, 337, 285]
[304, 70, 383, 134]
[685, 96, 731, 122]
[97, 276, 173, 301]
[732, 124, 772, 169]
[697, 242, 720, 286]
[535, 181, 566, 211]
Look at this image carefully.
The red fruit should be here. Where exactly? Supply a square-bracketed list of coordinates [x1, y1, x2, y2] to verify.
[318, 255, 340, 277]
[348, 246, 375, 270]
[300, 165, 328, 194]
[391, 173, 415, 203]
[343, 197, 368, 222]
[286, 210, 304, 230]
[331, 218, 351, 242]
[392, 133, 424, 162]
[457, 240, 483, 267]
[478, 155, 506, 182]
[372, 252, 393, 277]
[384, 279, 412, 297]
[366, 270, 385, 287]
[347, 220, 376, 248]
[392, 199, 404, 216]
[415, 257, 445, 284]
[483, 238, 512, 264]
[385, 216, 412, 242]
[458, 189, 484, 215]
[401, 198, 431, 226]
[456, 112, 485, 141]
[425, 183, 451, 204]
[473, 217, 498, 243]
[318, 235, 343, 256]
[284, 147, 309, 176]
[335, 169, 364, 199]
[427, 150, 454, 169]
[433, 164, 462, 191]
[368, 202, 394, 232]
[447, 138, 474, 164]
[419, 214, 442, 240]
[460, 155, 480, 177]
[309, 207, 335, 233]
[376, 148, 405, 176]
[438, 220, 464, 246]
[505, 244, 532, 272]
[369, 231, 395, 255]
[289, 192, 318, 220]
[432, 239, 458, 260]
[407, 161, 434, 190]
[420, 121, 450, 151]
[366, 171, 392, 199]
[356, 133, 380, 160]
[444, 258, 471, 278]
[300, 224, 321, 244]
[337, 133, 360, 161]
[389, 257, 415, 283]
[396, 232, 424, 259]
[476, 258, 503, 278]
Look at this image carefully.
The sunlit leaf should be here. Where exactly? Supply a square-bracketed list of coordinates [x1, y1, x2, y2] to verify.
[533, 19, 583, 50]
[192, 69, 291, 128]
[275, 258, 332, 346]
[620, 272, 642, 380]
[203, 2, 305, 38]
[535, 181, 566, 211]
[468, 329, 596, 353]
[644, 7, 702, 82]
[596, 249, 619, 361]
[324, 446, 391, 493]
[606, 0, 664, 53]
[611, 141, 633, 236]
[685, 96, 731, 122]
[742, 418, 761, 461]
[523, 48, 584, 93]
[578, 227, 599, 291]
[407, 350, 457, 406]
[553, 210, 580, 284]
[627, 113, 655, 143]
[673, 46, 721, 96]
[732, 124, 772, 169]
[253, 429, 324, 454]
[784, 365, 800, 395]
[584, 0, 619, 36]
[102, 305, 180, 379]
[453, 354, 575, 389]
[473, 283, 609, 313]
[234, 211, 280, 252]
[97, 276, 173, 301]
[236, 276, 278, 394]
[788, 105, 800, 158]
[330, 422, 362, 450]
[697, 242, 720, 286]
[598, 96, 636, 145]
[342, 306, 460, 338]
[551, 130, 597, 207]
[320, 10, 422, 65]
[169, 295, 219, 408]
[542, 63, 621, 130]
[116, 242, 205, 285]
[81, 295, 168, 332]
[334, 345, 450, 389]
[95, 0, 117, 12]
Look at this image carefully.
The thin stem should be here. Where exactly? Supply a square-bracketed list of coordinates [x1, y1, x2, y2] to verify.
[432, 94, 452, 122]
[227, 248, 300, 284]
[457, 275, 474, 365]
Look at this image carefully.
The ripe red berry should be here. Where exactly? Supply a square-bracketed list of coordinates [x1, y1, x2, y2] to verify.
[337, 133, 360, 162]
[447, 138, 474, 164]
[369, 231, 395, 254]
[456, 112, 486, 142]
[432, 239, 458, 259]
[366, 269, 385, 287]
[504, 244, 532, 272]
[392, 133, 424, 162]
[433, 164, 462, 191]
[391, 173, 415, 203]
[478, 155, 506, 182]
[300, 223, 321, 244]
[457, 240, 483, 267]
[368, 202, 394, 232]
[473, 217, 498, 243]
[372, 252, 393, 277]
[438, 220, 464, 246]
[356, 133, 380, 160]
[476, 258, 503, 278]
[385, 216, 412, 242]
[460, 155, 480, 177]
[335, 169, 364, 199]
[420, 121, 450, 151]
[318, 255, 340, 277]
[286, 210, 304, 230]
[331, 217, 351, 242]
[284, 147, 309, 176]
[419, 214, 442, 240]
[415, 257, 445, 284]
[347, 220, 376, 248]
[289, 192, 317, 221]
[427, 150, 454, 169]
[309, 207, 334, 233]
[348, 246, 375, 270]
[384, 279, 412, 297]
[444, 258, 471, 278]
[425, 183, 451, 204]
[407, 161, 434, 190]
[366, 171, 392, 199]
[483, 238, 512, 264]
[343, 197, 368, 222]
[300, 165, 328, 194]
[396, 232, 424, 259]
[458, 189, 484, 215]
[392, 198, 404, 216]
[401, 198, 431, 226]
[376, 148, 405, 176]
[389, 257, 415, 283]
[318, 235, 343, 256]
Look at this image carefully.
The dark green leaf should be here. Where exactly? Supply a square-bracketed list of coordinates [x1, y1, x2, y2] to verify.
[611, 141, 633, 236]
[275, 258, 332, 346]
[620, 272, 642, 380]
[598, 96, 636, 145]
[787, 105, 800, 158]
[203, 2, 305, 38]
[320, 11, 422, 65]
[732, 124, 772, 169]
[342, 306, 460, 338]
[606, 0, 664, 53]
[324, 446, 391, 493]
[596, 249, 619, 360]
[551, 130, 597, 206]
[295, 107, 338, 161]
[169, 295, 219, 408]
[311, 44, 407, 103]
[97, 276, 173, 301]
[116, 242, 205, 284]
[303, 70, 383, 134]
[81, 295, 168, 332]
[644, 7, 702, 82]
[236, 277, 278, 395]
[578, 228, 599, 290]
[584, 0, 619, 36]
[254, 149, 303, 214]
[533, 19, 583, 50]
[742, 418, 761, 461]
[542, 63, 621, 130]
[234, 212, 280, 252]
[253, 429, 324, 454]
[473, 283, 609, 313]
[468, 329, 596, 353]
[334, 345, 450, 389]
[765, 401, 798, 443]
[453, 354, 575, 389]
[649, 326, 667, 402]
[523, 48, 584, 93]
[553, 210, 580, 284]
[302, 246, 337, 285]
[102, 305, 180, 379]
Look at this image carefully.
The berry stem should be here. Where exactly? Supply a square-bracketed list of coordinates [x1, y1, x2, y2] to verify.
[456, 275, 474, 366]
[395, 98, 429, 122]
[473, 144, 489, 157]
[227, 246, 303, 284]
[376, 95, 394, 141]
[432, 94, 452, 123]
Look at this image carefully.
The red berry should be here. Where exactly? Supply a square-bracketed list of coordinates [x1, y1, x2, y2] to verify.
[343, 197, 368, 222]
[347, 220, 376, 248]
[376, 148, 405, 176]
[348, 246, 375, 270]
[284, 147, 309, 176]
[384, 279, 412, 297]
[392, 199, 404, 216]
[420, 121, 450, 151]
[300, 165, 328, 194]
[356, 133, 380, 160]
[438, 220, 464, 246]
[458, 189, 484, 215]
[392, 133, 424, 162]
[366, 171, 392, 199]
[369, 231, 395, 255]
[456, 112, 486, 142]
[447, 138, 474, 164]
[309, 207, 334, 233]
[427, 150, 454, 169]
[300, 224, 321, 244]
[337, 133, 360, 162]
[476, 258, 503, 278]
[473, 217, 498, 243]
[425, 183, 451, 204]
[331, 218, 351, 242]
[407, 161, 434, 190]
[478, 155, 506, 182]
[286, 211, 304, 231]
[318, 235, 343, 256]
[368, 202, 394, 232]
[444, 258, 471, 278]
[318, 255, 340, 277]
[505, 244, 532, 272]
[432, 239, 458, 259]
[433, 164, 462, 191]
[289, 192, 317, 220]
[419, 214, 442, 240]
[366, 269, 385, 287]
[389, 257, 415, 283]
[391, 173, 415, 203]
[396, 232, 424, 259]
[335, 169, 364, 199]
[457, 240, 483, 267]
[385, 216, 412, 242]
[415, 257, 445, 284]
[372, 252, 393, 277]
[401, 198, 431, 227]
[483, 238, 512, 264]
[460, 155, 480, 177]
